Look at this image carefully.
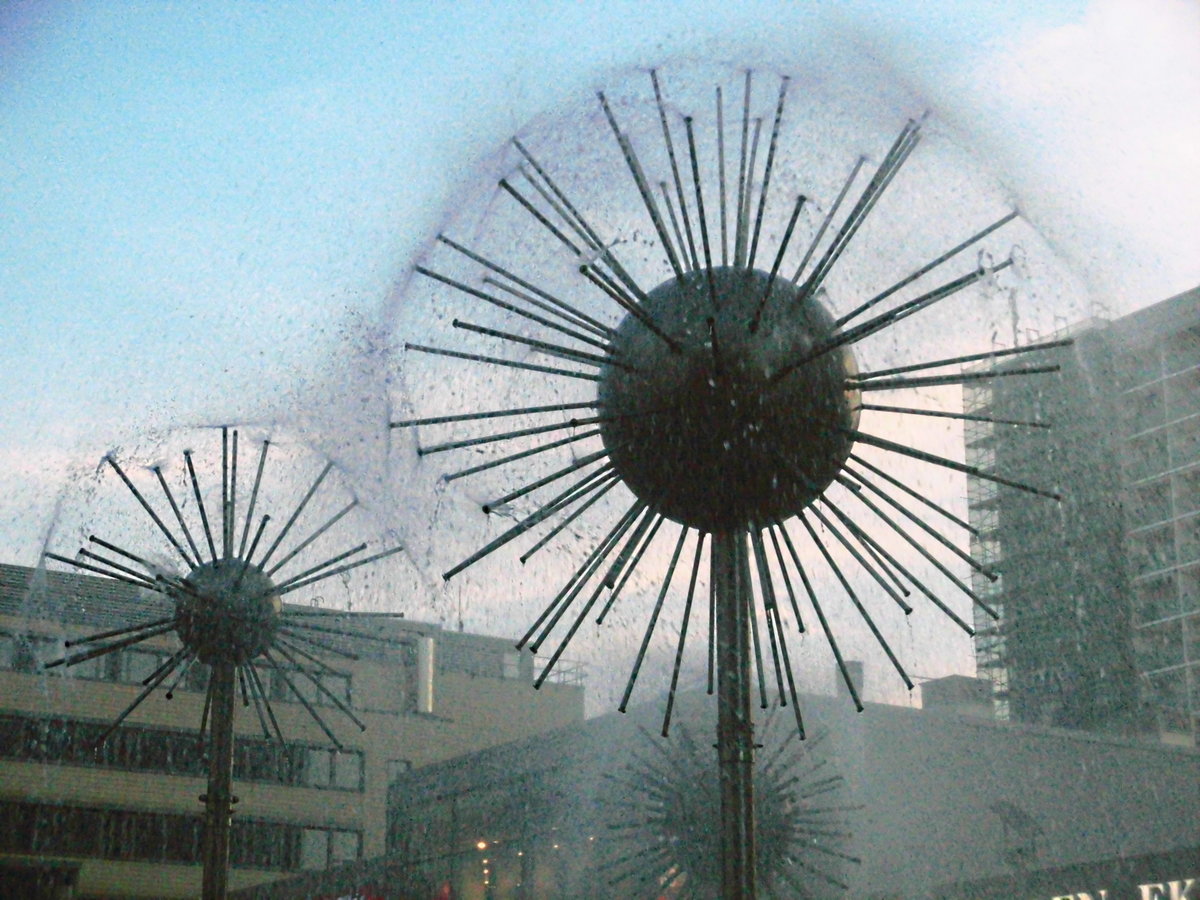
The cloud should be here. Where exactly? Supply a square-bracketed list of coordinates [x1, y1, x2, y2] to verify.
[957, 0, 1200, 306]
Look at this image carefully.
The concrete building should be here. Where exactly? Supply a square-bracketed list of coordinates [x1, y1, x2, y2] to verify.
[0, 562, 584, 898]
[233, 688, 1200, 899]
[966, 285, 1200, 744]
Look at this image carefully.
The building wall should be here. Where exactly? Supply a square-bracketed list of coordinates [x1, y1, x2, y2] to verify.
[372, 693, 1200, 900]
[967, 285, 1200, 744]
[0, 563, 584, 898]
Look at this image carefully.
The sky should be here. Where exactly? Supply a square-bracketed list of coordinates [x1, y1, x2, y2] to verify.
[1, 0, 1198, 704]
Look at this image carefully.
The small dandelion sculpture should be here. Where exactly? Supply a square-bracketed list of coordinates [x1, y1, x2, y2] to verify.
[605, 719, 858, 899]
[395, 65, 1064, 896]
[41, 426, 404, 899]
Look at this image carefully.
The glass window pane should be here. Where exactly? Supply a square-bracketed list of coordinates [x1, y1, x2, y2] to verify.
[330, 829, 359, 863]
[332, 751, 361, 790]
[299, 828, 328, 870]
[304, 748, 330, 787]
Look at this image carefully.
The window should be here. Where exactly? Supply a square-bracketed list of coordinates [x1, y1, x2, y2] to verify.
[298, 826, 361, 869]
[0, 800, 310, 871]
[387, 758, 413, 785]
[299, 828, 329, 870]
[332, 751, 363, 790]
[304, 747, 331, 788]
[119, 648, 165, 684]
[0, 712, 361, 791]
[330, 829, 361, 863]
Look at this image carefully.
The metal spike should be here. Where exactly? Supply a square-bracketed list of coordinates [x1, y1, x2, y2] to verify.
[256, 462, 334, 568]
[273, 642, 367, 731]
[751, 193, 806, 333]
[750, 530, 787, 702]
[791, 156, 864, 284]
[595, 513, 666, 625]
[734, 70, 752, 267]
[275, 546, 405, 597]
[799, 512, 914, 690]
[393, 400, 595, 429]
[766, 526, 804, 633]
[451, 318, 620, 370]
[518, 472, 621, 563]
[837, 474, 996, 624]
[842, 463, 996, 577]
[417, 267, 612, 354]
[239, 440, 270, 559]
[849, 429, 1061, 500]
[266, 501, 356, 577]
[836, 210, 1021, 327]
[88, 647, 189, 749]
[747, 76, 789, 270]
[246, 664, 288, 747]
[263, 650, 344, 750]
[499, 176, 581, 255]
[597, 91, 685, 280]
[444, 468, 619, 580]
[775, 523, 863, 711]
[522, 501, 645, 652]
[857, 403, 1051, 429]
[153, 466, 203, 566]
[275, 626, 360, 661]
[64, 615, 176, 649]
[806, 505, 912, 613]
[684, 116, 718, 313]
[651, 69, 700, 272]
[850, 364, 1060, 392]
[404, 342, 599, 382]
[619, 525, 689, 712]
[438, 234, 613, 336]
[107, 455, 195, 569]
[242, 664, 272, 739]
[164, 653, 198, 700]
[445, 429, 601, 483]
[662, 532, 707, 736]
[42, 551, 165, 595]
[44, 621, 177, 670]
[183, 450, 219, 564]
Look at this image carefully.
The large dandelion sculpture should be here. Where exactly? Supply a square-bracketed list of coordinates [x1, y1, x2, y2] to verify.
[606, 718, 858, 898]
[394, 62, 1064, 896]
[40, 427, 403, 899]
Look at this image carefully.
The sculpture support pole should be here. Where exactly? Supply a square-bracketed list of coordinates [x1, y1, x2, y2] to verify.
[713, 531, 756, 898]
[202, 660, 236, 900]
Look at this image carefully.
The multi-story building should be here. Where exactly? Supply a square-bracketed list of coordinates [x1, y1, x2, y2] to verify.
[235, 686, 1200, 900]
[0, 562, 584, 898]
[966, 285, 1200, 744]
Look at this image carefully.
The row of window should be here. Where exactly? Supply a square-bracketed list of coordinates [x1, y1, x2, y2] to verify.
[0, 799, 360, 871]
[0, 712, 364, 791]
[0, 631, 352, 708]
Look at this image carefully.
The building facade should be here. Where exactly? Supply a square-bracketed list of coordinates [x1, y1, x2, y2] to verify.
[966, 285, 1200, 744]
[0, 562, 584, 898]
[239, 689, 1200, 900]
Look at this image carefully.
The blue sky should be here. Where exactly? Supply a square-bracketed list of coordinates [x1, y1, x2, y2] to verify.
[1, 0, 1197, 563]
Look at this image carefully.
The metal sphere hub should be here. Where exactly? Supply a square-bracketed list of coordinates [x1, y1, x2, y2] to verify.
[598, 267, 859, 533]
[175, 560, 281, 664]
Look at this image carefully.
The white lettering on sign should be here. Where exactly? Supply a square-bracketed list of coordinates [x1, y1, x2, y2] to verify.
[1138, 881, 1198, 900]
[1046, 879, 1197, 900]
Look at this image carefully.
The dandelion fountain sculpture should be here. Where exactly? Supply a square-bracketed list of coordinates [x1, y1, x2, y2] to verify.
[394, 62, 1066, 897]
[605, 716, 858, 898]
[40, 426, 404, 899]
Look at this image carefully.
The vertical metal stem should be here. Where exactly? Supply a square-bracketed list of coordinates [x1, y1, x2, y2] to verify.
[713, 531, 756, 898]
[202, 660, 236, 900]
